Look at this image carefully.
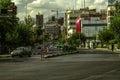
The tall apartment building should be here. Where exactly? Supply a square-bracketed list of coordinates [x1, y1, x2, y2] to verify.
[65, 8, 107, 39]
[45, 16, 62, 40]
[36, 14, 43, 27]
[107, 0, 116, 27]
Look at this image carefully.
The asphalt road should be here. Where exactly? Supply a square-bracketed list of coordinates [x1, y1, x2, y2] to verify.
[0, 49, 120, 80]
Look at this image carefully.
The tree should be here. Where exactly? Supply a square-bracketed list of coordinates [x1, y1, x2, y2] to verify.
[79, 33, 87, 45]
[114, 1, 120, 16]
[58, 38, 66, 45]
[0, 0, 11, 9]
[109, 1, 120, 48]
[24, 15, 34, 28]
[110, 16, 120, 48]
[16, 23, 36, 46]
[67, 33, 86, 47]
[5, 30, 19, 46]
[0, 0, 18, 54]
[98, 28, 115, 47]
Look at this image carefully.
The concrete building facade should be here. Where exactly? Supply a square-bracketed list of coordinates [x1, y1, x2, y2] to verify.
[45, 23, 61, 40]
[107, 0, 120, 27]
[65, 8, 107, 39]
[107, 0, 116, 27]
[36, 14, 43, 27]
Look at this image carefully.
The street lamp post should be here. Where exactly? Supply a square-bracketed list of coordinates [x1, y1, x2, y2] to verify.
[25, 0, 28, 17]
[40, 25, 45, 60]
[95, 19, 99, 47]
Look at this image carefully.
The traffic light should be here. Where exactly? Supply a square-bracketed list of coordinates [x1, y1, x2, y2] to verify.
[9, 2, 17, 15]
[12, 4, 17, 14]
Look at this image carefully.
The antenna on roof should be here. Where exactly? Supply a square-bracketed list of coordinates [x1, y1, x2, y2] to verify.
[84, 0, 85, 8]
[73, 0, 76, 10]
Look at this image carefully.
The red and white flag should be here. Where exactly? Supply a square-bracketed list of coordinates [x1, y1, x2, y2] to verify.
[76, 17, 81, 33]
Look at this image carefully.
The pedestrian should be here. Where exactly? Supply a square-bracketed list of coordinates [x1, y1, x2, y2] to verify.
[40, 49, 44, 60]
[46, 47, 49, 53]
[111, 44, 114, 51]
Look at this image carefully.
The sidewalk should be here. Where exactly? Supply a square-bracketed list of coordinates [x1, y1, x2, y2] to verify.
[96, 48, 120, 53]
[44, 51, 79, 58]
[114, 49, 120, 53]
[96, 48, 109, 51]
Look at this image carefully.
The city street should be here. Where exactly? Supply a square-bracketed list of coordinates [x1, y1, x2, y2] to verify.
[0, 49, 120, 80]
[1, 0, 120, 80]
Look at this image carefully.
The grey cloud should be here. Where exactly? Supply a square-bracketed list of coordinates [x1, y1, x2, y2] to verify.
[13, 0, 108, 20]
[28, 0, 72, 11]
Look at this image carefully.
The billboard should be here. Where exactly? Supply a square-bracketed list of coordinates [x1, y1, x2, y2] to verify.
[76, 17, 81, 33]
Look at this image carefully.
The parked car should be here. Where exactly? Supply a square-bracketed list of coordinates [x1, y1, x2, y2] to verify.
[11, 47, 32, 57]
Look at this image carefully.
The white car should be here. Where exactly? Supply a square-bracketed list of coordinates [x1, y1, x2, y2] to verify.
[11, 47, 32, 57]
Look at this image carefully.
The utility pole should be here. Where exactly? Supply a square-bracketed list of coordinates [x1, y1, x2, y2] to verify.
[84, 0, 85, 8]
[74, 0, 76, 10]
[81, 0, 86, 8]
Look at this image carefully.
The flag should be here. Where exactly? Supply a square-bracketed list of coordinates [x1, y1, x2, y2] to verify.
[76, 17, 81, 33]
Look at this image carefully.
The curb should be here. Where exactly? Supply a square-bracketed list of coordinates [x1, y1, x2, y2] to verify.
[0, 55, 11, 58]
[44, 51, 79, 58]
[96, 48, 120, 53]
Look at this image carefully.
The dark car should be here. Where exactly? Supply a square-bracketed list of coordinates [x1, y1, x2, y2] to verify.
[11, 47, 32, 57]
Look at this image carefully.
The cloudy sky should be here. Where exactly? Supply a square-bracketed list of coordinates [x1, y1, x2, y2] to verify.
[11, 0, 108, 21]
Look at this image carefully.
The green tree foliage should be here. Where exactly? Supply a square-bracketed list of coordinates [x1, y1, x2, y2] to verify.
[16, 23, 36, 46]
[0, 0, 10, 9]
[110, 17, 120, 36]
[24, 15, 34, 27]
[110, 16, 120, 47]
[58, 38, 66, 45]
[109, 1, 120, 48]
[114, 1, 120, 16]
[0, 0, 19, 54]
[67, 33, 86, 46]
[5, 30, 19, 46]
[98, 28, 115, 44]
[112, 1, 120, 38]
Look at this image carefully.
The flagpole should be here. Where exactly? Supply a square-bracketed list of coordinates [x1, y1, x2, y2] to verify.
[74, 0, 76, 9]
[81, 0, 83, 8]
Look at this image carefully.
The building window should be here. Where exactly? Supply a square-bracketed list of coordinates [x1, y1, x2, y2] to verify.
[70, 17, 77, 20]
[108, 17, 114, 23]
[70, 22, 76, 25]
[108, 11, 114, 16]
